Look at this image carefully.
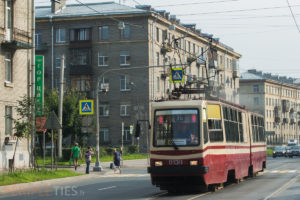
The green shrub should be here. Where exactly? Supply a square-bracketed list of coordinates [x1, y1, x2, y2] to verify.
[127, 145, 138, 154]
[105, 147, 114, 156]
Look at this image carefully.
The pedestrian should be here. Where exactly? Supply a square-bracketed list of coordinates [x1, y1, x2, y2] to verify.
[70, 142, 82, 170]
[113, 148, 121, 174]
[85, 146, 94, 174]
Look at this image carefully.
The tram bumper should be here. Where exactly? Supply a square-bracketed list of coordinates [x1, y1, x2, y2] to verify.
[147, 166, 209, 175]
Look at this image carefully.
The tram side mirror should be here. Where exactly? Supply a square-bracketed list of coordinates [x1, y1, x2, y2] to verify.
[135, 122, 141, 138]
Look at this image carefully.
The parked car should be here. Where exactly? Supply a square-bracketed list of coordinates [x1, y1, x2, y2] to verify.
[287, 146, 300, 158]
[273, 146, 287, 158]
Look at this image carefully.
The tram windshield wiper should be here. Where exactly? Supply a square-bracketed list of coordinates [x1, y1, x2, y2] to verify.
[171, 139, 179, 150]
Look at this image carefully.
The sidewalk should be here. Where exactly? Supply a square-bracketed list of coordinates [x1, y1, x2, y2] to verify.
[0, 159, 149, 195]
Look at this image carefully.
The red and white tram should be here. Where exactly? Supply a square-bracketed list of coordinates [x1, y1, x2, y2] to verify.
[147, 99, 266, 191]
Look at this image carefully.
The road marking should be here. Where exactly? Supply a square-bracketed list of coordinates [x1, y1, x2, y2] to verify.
[144, 192, 168, 200]
[279, 170, 289, 174]
[270, 170, 279, 173]
[101, 174, 150, 178]
[97, 186, 116, 191]
[186, 192, 211, 200]
[263, 174, 300, 200]
[288, 170, 296, 173]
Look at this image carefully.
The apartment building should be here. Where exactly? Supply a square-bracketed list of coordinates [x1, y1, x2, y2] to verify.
[35, 1, 241, 151]
[0, 0, 32, 169]
[240, 69, 300, 145]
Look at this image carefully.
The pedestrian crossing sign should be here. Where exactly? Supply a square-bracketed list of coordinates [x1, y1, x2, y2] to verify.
[170, 68, 184, 83]
[79, 100, 94, 115]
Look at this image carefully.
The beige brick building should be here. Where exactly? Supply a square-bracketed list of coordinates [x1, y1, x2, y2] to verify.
[240, 70, 300, 145]
[0, 0, 32, 169]
[35, 2, 241, 151]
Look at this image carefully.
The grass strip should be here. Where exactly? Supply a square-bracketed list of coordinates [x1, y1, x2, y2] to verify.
[0, 169, 83, 186]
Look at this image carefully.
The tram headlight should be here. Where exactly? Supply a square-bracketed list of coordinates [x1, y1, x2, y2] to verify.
[155, 161, 163, 166]
[189, 160, 198, 166]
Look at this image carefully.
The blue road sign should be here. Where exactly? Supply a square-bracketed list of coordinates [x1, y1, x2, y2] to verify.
[79, 100, 94, 115]
[170, 68, 184, 83]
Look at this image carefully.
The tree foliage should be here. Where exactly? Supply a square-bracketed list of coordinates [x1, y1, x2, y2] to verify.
[44, 89, 88, 144]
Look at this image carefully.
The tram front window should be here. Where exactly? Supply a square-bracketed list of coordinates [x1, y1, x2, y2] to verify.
[154, 109, 200, 147]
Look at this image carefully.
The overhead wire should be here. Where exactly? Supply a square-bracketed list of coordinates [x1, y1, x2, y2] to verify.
[154, 0, 241, 8]
[286, 0, 300, 34]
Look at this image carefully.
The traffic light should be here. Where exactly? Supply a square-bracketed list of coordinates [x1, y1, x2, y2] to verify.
[135, 122, 140, 138]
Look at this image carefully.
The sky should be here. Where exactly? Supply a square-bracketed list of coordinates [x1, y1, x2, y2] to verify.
[35, 0, 300, 78]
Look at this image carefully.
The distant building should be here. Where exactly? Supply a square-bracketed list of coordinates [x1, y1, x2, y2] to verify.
[240, 69, 300, 145]
[35, 1, 241, 151]
[0, 0, 33, 169]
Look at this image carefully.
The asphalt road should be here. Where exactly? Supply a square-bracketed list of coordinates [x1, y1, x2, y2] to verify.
[2, 157, 300, 200]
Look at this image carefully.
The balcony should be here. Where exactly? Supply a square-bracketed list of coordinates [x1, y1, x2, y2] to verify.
[1, 28, 32, 50]
[69, 64, 93, 75]
[290, 118, 296, 124]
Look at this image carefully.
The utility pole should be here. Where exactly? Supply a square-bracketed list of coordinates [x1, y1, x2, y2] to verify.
[58, 55, 65, 158]
[31, 0, 36, 168]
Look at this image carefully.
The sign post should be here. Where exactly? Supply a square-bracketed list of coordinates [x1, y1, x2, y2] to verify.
[43, 111, 61, 170]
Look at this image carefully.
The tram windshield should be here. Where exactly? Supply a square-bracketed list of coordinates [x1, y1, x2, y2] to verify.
[153, 109, 200, 147]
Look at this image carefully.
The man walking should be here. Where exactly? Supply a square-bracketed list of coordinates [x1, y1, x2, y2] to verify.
[113, 148, 121, 174]
[70, 142, 82, 170]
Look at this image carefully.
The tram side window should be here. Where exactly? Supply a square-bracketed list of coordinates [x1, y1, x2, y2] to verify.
[208, 119, 223, 142]
[224, 107, 239, 143]
[238, 111, 244, 142]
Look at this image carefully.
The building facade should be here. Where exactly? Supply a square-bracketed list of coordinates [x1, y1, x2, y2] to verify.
[0, 0, 32, 169]
[35, 2, 241, 151]
[240, 69, 300, 145]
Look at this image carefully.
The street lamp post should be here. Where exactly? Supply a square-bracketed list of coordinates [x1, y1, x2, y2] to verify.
[93, 76, 102, 171]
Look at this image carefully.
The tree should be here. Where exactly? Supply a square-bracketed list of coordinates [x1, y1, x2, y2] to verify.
[12, 96, 34, 172]
[44, 89, 88, 147]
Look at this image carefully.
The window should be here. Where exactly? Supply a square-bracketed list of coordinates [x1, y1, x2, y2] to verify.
[100, 128, 110, 142]
[70, 28, 90, 41]
[35, 30, 42, 47]
[253, 85, 259, 93]
[156, 27, 159, 42]
[120, 75, 130, 91]
[120, 104, 130, 116]
[120, 25, 130, 40]
[254, 97, 259, 105]
[99, 77, 109, 92]
[5, 106, 12, 135]
[56, 57, 61, 68]
[71, 75, 91, 92]
[56, 28, 66, 43]
[120, 51, 130, 66]
[70, 48, 90, 65]
[98, 54, 108, 66]
[99, 104, 109, 117]
[98, 26, 109, 40]
[156, 52, 160, 66]
[123, 127, 132, 142]
[188, 41, 191, 53]
[157, 76, 160, 93]
[5, 0, 12, 40]
[208, 119, 223, 142]
[5, 53, 12, 82]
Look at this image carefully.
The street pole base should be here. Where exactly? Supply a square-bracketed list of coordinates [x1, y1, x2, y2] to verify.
[93, 165, 103, 172]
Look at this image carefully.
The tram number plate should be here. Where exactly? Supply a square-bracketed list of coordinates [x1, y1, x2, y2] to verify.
[169, 160, 183, 165]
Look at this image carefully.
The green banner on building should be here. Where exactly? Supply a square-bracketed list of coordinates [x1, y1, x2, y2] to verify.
[35, 55, 44, 116]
